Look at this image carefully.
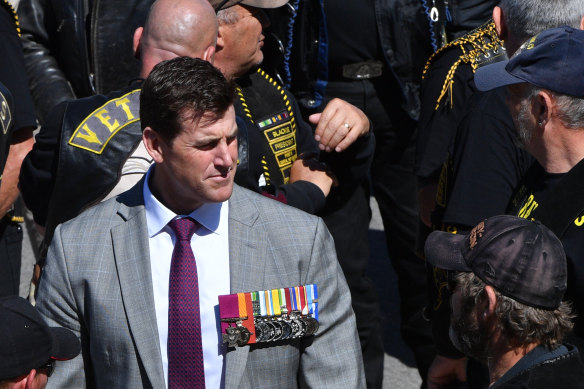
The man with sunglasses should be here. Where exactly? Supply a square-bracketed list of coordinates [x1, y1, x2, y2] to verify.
[0, 296, 80, 389]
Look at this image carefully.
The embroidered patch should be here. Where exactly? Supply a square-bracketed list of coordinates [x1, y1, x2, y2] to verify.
[0, 91, 11, 135]
[263, 121, 297, 183]
[469, 221, 485, 249]
[69, 89, 141, 154]
[257, 110, 290, 130]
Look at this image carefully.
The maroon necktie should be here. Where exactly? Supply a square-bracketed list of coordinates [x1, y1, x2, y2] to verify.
[167, 217, 205, 388]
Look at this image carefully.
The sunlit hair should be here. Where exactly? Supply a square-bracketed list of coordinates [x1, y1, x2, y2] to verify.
[455, 272, 574, 349]
[500, 0, 584, 44]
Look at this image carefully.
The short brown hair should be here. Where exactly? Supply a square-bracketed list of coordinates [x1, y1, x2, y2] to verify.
[140, 57, 235, 143]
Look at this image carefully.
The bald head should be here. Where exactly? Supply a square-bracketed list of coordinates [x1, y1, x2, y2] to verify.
[134, 0, 218, 78]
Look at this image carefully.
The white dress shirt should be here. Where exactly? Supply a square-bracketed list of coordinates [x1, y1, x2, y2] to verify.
[143, 167, 230, 388]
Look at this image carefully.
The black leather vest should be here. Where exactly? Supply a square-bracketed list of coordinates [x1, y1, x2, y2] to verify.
[45, 87, 142, 236]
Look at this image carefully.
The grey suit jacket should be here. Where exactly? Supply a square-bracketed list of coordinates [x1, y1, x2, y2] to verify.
[36, 183, 365, 388]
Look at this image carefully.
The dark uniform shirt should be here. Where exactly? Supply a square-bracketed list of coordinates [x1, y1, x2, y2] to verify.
[324, 0, 382, 66]
[510, 161, 584, 345]
[439, 87, 533, 230]
[416, 45, 477, 181]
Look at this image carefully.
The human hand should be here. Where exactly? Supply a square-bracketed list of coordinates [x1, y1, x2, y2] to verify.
[290, 155, 335, 197]
[309, 98, 369, 153]
[427, 355, 467, 389]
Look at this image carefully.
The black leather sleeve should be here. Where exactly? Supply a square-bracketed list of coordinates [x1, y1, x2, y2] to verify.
[18, 0, 76, 125]
[19, 101, 67, 226]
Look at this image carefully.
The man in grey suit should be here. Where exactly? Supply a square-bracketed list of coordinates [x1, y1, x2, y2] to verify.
[35, 57, 365, 388]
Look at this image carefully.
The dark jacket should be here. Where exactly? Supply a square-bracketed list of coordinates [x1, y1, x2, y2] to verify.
[17, 0, 154, 124]
[265, 0, 432, 120]
[490, 344, 584, 388]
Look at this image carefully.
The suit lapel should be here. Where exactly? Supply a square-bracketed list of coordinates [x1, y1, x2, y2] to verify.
[225, 186, 265, 388]
[112, 184, 166, 389]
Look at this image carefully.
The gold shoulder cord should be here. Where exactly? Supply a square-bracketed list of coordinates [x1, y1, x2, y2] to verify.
[1, 0, 21, 36]
[422, 20, 504, 110]
[235, 68, 298, 186]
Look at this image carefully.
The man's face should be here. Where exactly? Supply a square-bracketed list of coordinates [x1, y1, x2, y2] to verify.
[449, 283, 490, 362]
[153, 106, 238, 213]
[218, 5, 270, 78]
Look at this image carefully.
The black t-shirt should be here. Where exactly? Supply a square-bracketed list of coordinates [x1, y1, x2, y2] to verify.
[439, 87, 533, 229]
[511, 161, 584, 340]
[324, 0, 382, 65]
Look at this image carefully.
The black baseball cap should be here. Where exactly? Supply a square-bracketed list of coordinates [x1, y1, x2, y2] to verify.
[0, 296, 80, 380]
[474, 26, 584, 97]
[424, 215, 567, 310]
[209, 0, 288, 12]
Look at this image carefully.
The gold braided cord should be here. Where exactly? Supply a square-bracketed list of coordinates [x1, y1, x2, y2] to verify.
[235, 86, 254, 123]
[1, 0, 20, 36]
[261, 156, 270, 183]
[257, 68, 296, 124]
[421, 20, 504, 110]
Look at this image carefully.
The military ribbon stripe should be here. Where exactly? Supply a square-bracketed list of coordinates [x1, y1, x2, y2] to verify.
[219, 284, 319, 347]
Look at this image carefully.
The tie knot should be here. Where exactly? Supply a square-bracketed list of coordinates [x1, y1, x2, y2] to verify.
[168, 217, 198, 242]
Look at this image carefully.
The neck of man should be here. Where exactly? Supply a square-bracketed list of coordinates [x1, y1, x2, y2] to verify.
[531, 124, 584, 174]
[149, 166, 200, 215]
[487, 340, 539, 385]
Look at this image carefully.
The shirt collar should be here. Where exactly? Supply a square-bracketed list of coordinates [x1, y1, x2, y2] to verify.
[143, 165, 226, 238]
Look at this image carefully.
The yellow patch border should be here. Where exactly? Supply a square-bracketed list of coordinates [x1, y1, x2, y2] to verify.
[68, 89, 141, 155]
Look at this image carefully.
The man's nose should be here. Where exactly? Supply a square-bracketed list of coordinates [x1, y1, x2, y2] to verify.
[215, 141, 234, 166]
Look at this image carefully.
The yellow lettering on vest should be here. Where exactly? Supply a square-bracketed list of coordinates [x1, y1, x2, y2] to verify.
[271, 127, 291, 138]
[575, 216, 584, 227]
[115, 98, 135, 121]
[94, 109, 119, 133]
[75, 124, 103, 145]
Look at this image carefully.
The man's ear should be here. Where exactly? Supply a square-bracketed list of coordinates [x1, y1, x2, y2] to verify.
[535, 90, 553, 128]
[216, 26, 225, 53]
[493, 6, 506, 40]
[203, 45, 216, 64]
[143, 127, 166, 164]
[23, 369, 37, 389]
[133, 27, 144, 59]
[484, 285, 498, 318]
[580, 15, 584, 30]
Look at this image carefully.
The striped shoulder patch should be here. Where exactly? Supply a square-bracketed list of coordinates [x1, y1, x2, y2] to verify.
[69, 89, 141, 154]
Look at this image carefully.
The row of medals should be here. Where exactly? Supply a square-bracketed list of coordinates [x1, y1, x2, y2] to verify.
[223, 311, 319, 347]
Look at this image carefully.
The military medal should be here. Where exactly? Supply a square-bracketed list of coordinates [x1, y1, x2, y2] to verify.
[219, 284, 319, 347]
[278, 319, 293, 340]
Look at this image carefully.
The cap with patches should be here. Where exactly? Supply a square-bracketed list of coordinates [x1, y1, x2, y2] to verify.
[0, 296, 80, 380]
[424, 215, 567, 310]
[474, 26, 584, 97]
[209, 0, 288, 12]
